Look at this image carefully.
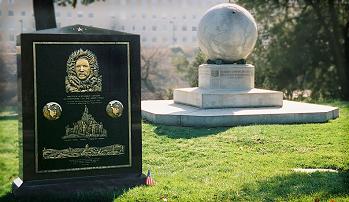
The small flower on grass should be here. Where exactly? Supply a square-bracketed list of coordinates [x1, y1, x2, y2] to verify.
[160, 195, 168, 201]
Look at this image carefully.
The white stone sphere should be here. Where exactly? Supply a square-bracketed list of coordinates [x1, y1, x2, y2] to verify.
[198, 3, 258, 62]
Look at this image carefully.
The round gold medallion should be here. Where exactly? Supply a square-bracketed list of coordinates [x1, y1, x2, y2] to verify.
[106, 100, 123, 118]
[43, 102, 62, 120]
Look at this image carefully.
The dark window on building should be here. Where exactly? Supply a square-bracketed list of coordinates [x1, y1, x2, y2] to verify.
[192, 26, 197, 31]
[21, 11, 26, 16]
[77, 12, 83, 18]
[8, 10, 14, 16]
[142, 26, 146, 31]
[182, 26, 187, 31]
[88, 13, 94, 18]
[152, 26, 157, 31]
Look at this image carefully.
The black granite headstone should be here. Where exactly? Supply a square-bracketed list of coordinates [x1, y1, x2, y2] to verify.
[13, 25, 145, 198]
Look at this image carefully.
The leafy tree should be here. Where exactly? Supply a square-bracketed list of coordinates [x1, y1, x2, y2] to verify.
[172, 48, 206, 87]
[141, 49, 162, 93]
[238, 0, 349, 100]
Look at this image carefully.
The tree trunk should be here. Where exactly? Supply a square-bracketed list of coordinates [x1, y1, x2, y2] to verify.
[344, 21, 349, 99]
[327, 1, 348, 99]
[33, 0, 57, 30]
[310, 1, 348, 99]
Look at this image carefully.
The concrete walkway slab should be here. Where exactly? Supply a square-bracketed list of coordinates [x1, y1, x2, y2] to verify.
[141, 100, 339, 127]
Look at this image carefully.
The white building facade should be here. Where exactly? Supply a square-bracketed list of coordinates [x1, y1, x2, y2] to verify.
[0, 0, 225, 50]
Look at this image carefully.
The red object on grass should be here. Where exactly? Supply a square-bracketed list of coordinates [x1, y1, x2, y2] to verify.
[145, 170, 155, 186]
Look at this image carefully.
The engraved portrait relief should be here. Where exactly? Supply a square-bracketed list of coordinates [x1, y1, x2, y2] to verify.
[106, 100, 124, 118]
[65, 49, 102, 93]
[43, 102, 62, 120]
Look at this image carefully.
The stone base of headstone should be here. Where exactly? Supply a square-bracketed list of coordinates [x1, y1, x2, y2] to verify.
[12, 174, 146, 200]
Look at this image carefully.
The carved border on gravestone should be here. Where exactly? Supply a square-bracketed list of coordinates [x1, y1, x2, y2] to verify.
[33, 42, 132, 173]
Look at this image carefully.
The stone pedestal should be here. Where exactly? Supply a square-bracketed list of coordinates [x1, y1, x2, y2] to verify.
[199, 64, 254, 90]
[174, 64, 283, 108]
[174, 88, 283, 108]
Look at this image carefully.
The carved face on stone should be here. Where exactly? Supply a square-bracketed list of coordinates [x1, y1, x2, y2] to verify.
[65, 49, 102, 93]
[48, 107, 57, 118]
[106, 100, 123, 118]
[43, 102, 62, 120]
[75, 58, 91, 80]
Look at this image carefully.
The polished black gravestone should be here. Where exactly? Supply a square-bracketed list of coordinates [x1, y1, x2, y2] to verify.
[13, 25, 145, 199]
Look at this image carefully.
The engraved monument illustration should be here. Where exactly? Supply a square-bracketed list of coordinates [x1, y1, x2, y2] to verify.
[65, 49, 102, 93]
[63, 105, 107, 139]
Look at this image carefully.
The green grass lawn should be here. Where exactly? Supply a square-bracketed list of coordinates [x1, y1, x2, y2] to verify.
[0, 101, 348, 201]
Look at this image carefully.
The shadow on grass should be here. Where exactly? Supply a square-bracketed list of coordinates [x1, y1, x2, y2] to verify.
[0, 188, 130, 202]
[220, 172, 349, 201]
[153, 124, 228, 139]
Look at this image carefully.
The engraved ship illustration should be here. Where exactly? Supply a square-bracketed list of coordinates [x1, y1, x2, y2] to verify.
[63, 105, 107, 139]
[43, 144, 124, 159]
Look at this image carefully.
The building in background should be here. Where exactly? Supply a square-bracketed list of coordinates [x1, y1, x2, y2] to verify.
[0, 0, 225, 106]
[0, 0, 224, 49]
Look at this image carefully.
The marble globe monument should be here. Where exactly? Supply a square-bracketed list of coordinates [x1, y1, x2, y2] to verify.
[173, 3, 283, 108]
[198, 3, 257, 63]
[141, 3, 338, 127]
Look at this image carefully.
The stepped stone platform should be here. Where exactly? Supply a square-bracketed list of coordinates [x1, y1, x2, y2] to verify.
[174, 88, 283, 108]
[141, 100, 339, 127]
